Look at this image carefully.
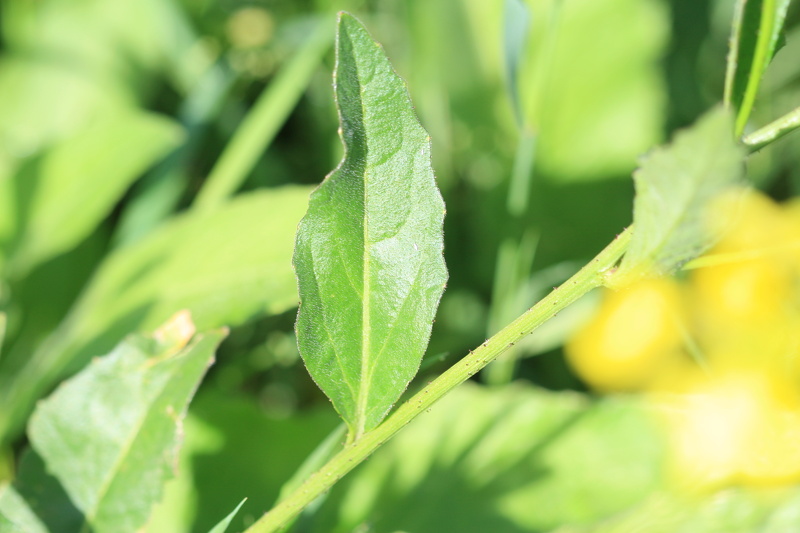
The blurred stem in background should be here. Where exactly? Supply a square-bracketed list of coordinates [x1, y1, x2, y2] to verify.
[484, 0, 562, 385]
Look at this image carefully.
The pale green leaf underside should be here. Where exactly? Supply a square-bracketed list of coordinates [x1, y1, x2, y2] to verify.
[617, 107, 745, 282]
[294, 13, 447, 439]
[28, 316, 225, 533]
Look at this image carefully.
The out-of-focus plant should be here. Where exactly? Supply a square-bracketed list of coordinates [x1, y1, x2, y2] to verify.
[2, 1, 800, 533]
[568, 188, 800, 488]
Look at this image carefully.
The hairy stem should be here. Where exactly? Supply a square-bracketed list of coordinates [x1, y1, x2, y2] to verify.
[245, 227, 632, 533]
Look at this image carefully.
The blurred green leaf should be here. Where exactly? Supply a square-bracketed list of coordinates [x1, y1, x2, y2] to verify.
[615, 107, 746, 284]
[0, 58, 130, 168]
[72, 186, 313, 348]
[0, 186, 313, 443]
[207, 499, 247, 533]
[556, 486, 800, 533]
[5, 109, 183, 275]
[2, 0, 186, 85]
[724, 0, 792, 136]
[520, 0, 668, 181]
[28, 313, 225, 533]
[294, 13, 447, 440]
[0, 484, 48, 533]
[310, 383, 664, 533]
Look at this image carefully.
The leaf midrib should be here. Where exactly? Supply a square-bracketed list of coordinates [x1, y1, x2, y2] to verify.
[355, 66, 372, 441]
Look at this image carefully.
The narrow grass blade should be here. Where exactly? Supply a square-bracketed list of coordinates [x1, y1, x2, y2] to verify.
[193, 17, 333, 213]
[724, 0, 791, 136]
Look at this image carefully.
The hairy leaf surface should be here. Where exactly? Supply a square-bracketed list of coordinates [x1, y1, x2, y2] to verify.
[616, 108, 745, 283]
[27, 313, 225, 533]
[294, 13, 447, 440]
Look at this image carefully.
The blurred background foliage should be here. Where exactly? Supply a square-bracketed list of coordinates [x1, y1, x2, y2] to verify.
[1, 0, 800, 531]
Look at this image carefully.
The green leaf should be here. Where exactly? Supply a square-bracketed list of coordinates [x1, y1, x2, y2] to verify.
[71, 186, 313, 344]
[207, 499, 248, 533]
[724, 0, 792, 136]
[309, 383, 665, 533]
[6, 109, 183, 275]
[27, 313, 225, 533]
[614, 107, 746, 284]
[0, 186, 312, 444]
[293, 12, 448, 441]
[0, 484, 49, 533]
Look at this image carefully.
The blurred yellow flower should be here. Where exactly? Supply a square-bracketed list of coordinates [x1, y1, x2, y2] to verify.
[566, 277, 685, 392]
[565, 188, 800, 487]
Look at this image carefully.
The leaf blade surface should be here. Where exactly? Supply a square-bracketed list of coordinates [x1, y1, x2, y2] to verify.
[294, 13, 447, 439]
[27, 313, 225, 533]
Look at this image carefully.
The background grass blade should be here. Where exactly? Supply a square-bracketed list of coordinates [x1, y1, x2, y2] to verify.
[724, 0, 792, 137]
[193, 17, 333, 213]
[293, 13, 447, 442]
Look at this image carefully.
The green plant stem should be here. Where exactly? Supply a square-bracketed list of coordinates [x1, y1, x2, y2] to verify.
[192, 18, 333, 214]
[723, 0, 746, 108]
[245, 226, 632, 533]
[742, 105, 800, 152]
